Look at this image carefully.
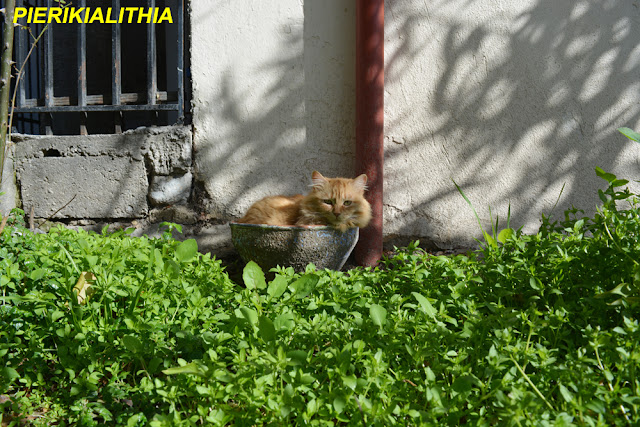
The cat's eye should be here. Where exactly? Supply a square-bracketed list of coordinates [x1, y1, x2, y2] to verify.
[343, 200, 352, 206]
[323, 199, 334, 205]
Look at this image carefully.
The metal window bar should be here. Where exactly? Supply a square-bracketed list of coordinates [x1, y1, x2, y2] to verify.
[12, 0, 185, 134]
[15, 0, 25, 107]
[77, 0, 87, 134]
[112, 0, 121, 132]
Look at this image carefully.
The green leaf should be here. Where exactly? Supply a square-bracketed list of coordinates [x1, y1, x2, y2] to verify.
[274, 312, 295, 332]
[267, 275, 289, 301]
[164, 259, 181, 279]
[585, 400, 606, 414]
[175, 239, 198, 263]
[611, 178, 629, 187]
[559, 384, 574, 403]
[51, 310, 65, 322]
[370, 304, 387, 327]
[452, 375, 474, 393]
[238, 306, 259, 326]
[243, 261, 266, 290]
[596, 282, 631, 298]
[122, 335, 144, 354]
[483, 231, 497, 248]
[127, 413, 148, 427]
[30, 268, 46, 281]
[258, 316, 276, 342]
[86, 255, 99, 267]
[529, 277, 542, 290]
[595, 167, 616, 183]
[619, 127, 640, 143]
[453, 179, 491, 242]
[287, 350, 308, 366]
[290, 274, 319, 299]
[497, 228, 514, 244]
[162, 361, 207, 377]
[333, 395, 347, 414]
[412, 292, 437, 318]
[342, 375, 357, 390]
[598, 189, 608, 204]
[1, 367, 20, 383]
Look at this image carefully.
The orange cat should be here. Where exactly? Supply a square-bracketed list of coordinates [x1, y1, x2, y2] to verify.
[237, 171, 371, 232]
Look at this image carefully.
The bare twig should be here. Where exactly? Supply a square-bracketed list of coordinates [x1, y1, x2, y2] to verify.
[8, 24, 48, 137]
[37, 194, 76, 228]
[0, 0, 15, 185]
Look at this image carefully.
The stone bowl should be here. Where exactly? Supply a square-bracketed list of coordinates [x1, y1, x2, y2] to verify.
[229, 222, 359, 272]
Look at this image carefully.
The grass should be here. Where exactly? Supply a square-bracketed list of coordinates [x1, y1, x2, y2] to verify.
[1, 169, 640, 426]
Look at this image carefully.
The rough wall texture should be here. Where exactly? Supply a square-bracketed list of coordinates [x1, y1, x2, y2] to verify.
[383, 0, 640, 247]
[0, 144, 17, 217]
[191, 0, 640, 249]
[8, 1, 637, 254]
[14, 126, 193, 219]
[9, 126, 238, 252]
[190, 0, 356, 219]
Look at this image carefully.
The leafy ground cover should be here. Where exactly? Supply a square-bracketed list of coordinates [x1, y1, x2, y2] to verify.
[1, 170, 640, 426]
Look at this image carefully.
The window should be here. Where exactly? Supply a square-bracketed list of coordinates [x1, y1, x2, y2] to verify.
[9, 0, 188, 135]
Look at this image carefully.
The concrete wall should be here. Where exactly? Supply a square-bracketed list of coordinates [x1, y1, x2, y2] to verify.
[191, 0, 640, 249]
[0, 144, 17, 217]
[383, 0, 640, 247]
[190, 0, 356, 218]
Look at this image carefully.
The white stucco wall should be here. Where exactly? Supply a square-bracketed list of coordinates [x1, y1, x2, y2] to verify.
[190, 0, 355, 218]
[191, 0, 640, 248]
[384, 0, 640, 247]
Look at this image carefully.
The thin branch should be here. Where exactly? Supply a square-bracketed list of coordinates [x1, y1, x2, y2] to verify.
[0, 0, 15, 185]
[8, 24, 49, 137]
[0, 214, 7, 234]
[37, 194, 76, 228]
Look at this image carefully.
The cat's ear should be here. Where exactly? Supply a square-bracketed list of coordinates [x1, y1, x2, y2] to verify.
[353, 174, 368, 192]
[311, 171, 327, 189]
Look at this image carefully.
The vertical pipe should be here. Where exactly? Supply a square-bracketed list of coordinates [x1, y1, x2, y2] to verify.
[355, 0, 384, 267]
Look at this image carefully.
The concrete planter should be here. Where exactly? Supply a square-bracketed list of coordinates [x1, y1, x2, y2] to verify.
[229, 222, 359, 272]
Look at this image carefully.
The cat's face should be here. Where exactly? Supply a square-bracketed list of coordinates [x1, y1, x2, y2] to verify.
[306, 171, 371, 228]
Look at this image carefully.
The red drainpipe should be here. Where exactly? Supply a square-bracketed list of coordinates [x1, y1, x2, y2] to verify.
[355, 0, 384, 267]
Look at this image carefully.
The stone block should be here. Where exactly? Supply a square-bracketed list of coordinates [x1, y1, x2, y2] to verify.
[18, 156, 148, 219]
[149, 172, 193, 206]
[140, 126, 193, 175]
[12, 126, 193, 221]
[13, 133, 146, 161]
[149, 205, 199, 224]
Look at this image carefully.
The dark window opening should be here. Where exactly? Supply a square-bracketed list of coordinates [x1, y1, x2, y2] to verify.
[6, 0, 190, 135]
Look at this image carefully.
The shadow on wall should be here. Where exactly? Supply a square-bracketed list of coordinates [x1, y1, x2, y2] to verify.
[384, 0, 640, 247]
[191, 1, 356, 219]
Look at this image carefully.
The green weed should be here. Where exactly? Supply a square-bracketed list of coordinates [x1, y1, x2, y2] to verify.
[1, 167, 640, 424]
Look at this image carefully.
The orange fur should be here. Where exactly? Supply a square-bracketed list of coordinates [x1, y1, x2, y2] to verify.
[238, 194, 304, 226]
[237, 171, 371, 232]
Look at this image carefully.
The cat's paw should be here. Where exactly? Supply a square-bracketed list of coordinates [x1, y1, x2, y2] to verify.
[335, 223, 349, 233]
